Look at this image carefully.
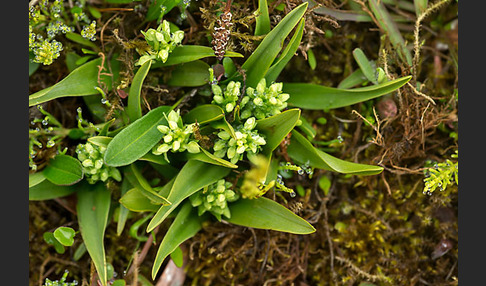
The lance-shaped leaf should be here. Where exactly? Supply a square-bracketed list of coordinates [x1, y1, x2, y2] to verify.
[152, 46, 243, 68]
[226, 197, 315, 234]
[182, 104, 225, 125]
[120, 179, 174, 212]
[146, 160, 230, 232]
[237, 2, 308, 87]
[139, 152, 171, 165]
[88, 136, 112, 148]
[185, 148, 238, 169]
[284, 76, 411, 110]
[151, 201, 207, 279]
[123, 164, 171, 205]
[29, 171, 46, 188]
[29, 58, 104, 106]
[117, 178, 132, 235]
[368, 0, 413, 66]
[66, 32, 99, 51]
[127, 60, 152, 122]
[145, 0, 182, 22]
[352, 48, 377, 84]
[337, 68, 367, 89]
[255, 0, 270, 36]
[166, 60, 210, 87]
[29, 173, 77, 201]
[119, 188, 163, 212]
[104, 105, 172, 167]
[287, 131, 383, 175]
[265, 18, 305, 83]
[77, 183, 111, 286]
[256, 109, 301, 155]
[43, 155, 84, 186]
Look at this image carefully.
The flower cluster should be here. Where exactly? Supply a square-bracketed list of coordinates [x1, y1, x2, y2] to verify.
[81, 20, 97, 41]
[136, 20, 184, 65]
[31, 38, 64, 65]
[76, 142, 122, 184]
[29, 0, 95, 66]
[211, 81, 241, 113]
[152, 110, 200, 157]
[240, 78, 290, 120]
[46, 20, 73, 39]
[213, 117, 266, 164]
[190, 179, 239, 220]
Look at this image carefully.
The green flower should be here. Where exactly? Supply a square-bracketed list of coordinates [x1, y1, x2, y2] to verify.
[76, 142, 122, 184]
[213, 117, 266, 164]
[136, 20, 184, 65]
[152, 110, 200, 157]
[240, 78, 290, 120]
[211, 81, 241, 113]
[190, 179, 239, 221]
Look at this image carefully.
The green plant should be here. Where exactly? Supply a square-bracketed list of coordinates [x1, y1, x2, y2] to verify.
[43, 227, 76, 254]
[29, 0, 97, 67]
[43, 270, 78, 286]
[423, 150, 458, 195]
[29, 1, 412, 285]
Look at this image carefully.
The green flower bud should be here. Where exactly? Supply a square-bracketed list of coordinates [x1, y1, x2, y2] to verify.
[172, 30, 184, 44]
[156, 144, 170, 154]
[256, 79, 266, 94]
[225, 103, 234, 113]
[172, 140, 181, 151]
[158, 49, 169, 62]
[82, 159, 93, 168]
[186, 141, 200, 153]
[157, 125, 170, 134]
[164, 134, 173, 143]
[227, 146, 236, 159]
[214, 95, 224, 104]
[218, 131, 231, 140]
[244, 117, 257, 130]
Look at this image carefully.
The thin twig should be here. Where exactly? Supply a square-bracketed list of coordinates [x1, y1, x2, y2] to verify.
[420, 102, 431, 150]
[407, 82, 436, 105]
